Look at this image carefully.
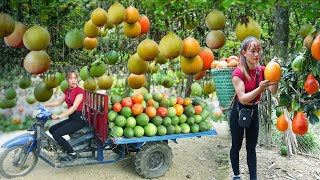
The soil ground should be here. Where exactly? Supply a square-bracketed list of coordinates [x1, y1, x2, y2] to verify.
[1, 121, 320, 180]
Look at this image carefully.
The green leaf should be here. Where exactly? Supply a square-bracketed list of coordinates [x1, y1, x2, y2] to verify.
[291, 100, 300, 112]
[309, 113, 319, 124]
[311, 66, 320, 77]
[221, 0, 234, 8]
[279, 93, 292, 108]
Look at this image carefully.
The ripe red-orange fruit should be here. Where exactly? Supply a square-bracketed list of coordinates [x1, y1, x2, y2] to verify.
[138, 15, 150, 35]
[181, 37, 200, 58]
[304, 73, 319, 95]
[199, 47, 214, 70]
[292, 111, 308, 135]
[264, 61, 282, 82]
[276, 114, 289, 132]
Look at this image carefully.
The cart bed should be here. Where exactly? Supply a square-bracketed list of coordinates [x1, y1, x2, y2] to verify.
[106, 129, 217, 144]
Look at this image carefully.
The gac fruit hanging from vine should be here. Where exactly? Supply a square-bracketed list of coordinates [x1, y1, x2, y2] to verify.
[304, 73, 319, 95]
[4, 21, 27, 48]
[138, 15, 150, 35]
[292, 111, 308, 136]
[276, 114, 289, 132]
[199, 47, 214, 70]
[181, 37, 200, 58]
[264, 60, 282, 82]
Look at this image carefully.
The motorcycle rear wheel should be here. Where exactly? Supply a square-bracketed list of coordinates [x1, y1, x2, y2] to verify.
[0, 145, 38, 178]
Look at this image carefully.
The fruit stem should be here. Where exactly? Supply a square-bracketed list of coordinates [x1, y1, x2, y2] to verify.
[289, 84, 301, 101]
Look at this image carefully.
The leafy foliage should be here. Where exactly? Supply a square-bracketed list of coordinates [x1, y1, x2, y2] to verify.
[0, 0, 320, 98]
[278, 49, 320, 124]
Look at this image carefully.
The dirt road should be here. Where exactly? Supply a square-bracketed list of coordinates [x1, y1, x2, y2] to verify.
[1, 121, 320, 180]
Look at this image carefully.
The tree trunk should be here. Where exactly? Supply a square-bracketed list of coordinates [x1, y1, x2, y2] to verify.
[185, 75, 193, 97]
[274, 2, 290, 61]
[259, 2, 290, 148]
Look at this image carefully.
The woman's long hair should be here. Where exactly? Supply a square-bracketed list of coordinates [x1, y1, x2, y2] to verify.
[239, 36, 262, 81]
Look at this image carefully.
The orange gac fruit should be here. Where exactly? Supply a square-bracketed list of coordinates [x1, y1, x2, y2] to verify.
[132, 103, 144, 115]
[199, 47, 214, 70]
[173, 104, 184, 116]
[4, 21, 27, 48]
[124, 6, 139, 24]
[132, 93, 144, 104]
[112, 102, 122, 112]
[264, 60, 282, 82]
[145, 106, 157, 118]
[176, 97, 184, 105]
[147, 99, 155, 106]
[157, 107, 168, 117]
[194, 70, 206, 80]
[183, 98, 192, 106]
[194, 105, 202, 115]
[138, 15, 150, 35]
[228, 59, 239, 67]
[292, 111, 309, 136]
[180, 55, 203, 75]
[181, 37, 200, 58]
[124, 22, 141, 38]
[276, 114, 289, 132]
[304, 73, 319, 95]
[83, 37, 97, 50]
[121, 97, 133, 108]
[128, 73, 145, 89]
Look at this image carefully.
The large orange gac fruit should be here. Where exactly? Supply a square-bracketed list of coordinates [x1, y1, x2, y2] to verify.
[292, 111, 308, 136]
[264, 61, 282, 82]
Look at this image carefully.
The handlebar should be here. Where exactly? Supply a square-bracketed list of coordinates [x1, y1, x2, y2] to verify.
[32, 105, 52, 121]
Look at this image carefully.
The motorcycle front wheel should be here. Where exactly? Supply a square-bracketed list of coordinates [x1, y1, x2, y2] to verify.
[0, 145, 38, 178]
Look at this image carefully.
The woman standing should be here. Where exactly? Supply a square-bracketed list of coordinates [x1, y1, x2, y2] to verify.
[230, 36, 279, 180]
[42, 70, 86, 161]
